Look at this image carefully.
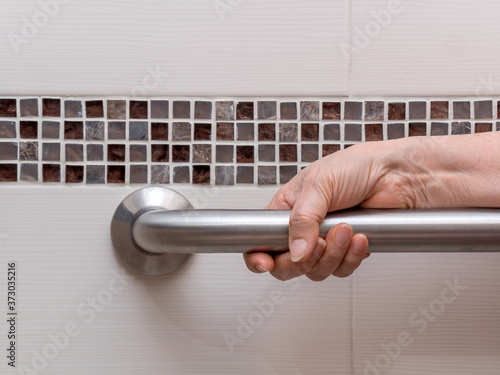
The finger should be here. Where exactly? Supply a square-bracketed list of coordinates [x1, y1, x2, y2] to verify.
[332, 234, 369, 278]
[305, 223, 353, 282]
[243, 252, 275, 274]
[265, 177, 302, 210]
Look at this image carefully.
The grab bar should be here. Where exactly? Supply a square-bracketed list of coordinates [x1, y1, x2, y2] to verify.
[110, 187, 500, 276]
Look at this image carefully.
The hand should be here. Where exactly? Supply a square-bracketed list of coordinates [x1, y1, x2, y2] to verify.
[244, 137, 424, 281]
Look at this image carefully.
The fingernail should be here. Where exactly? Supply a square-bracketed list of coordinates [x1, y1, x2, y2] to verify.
[335, 224, 352, 247]
[353, 235, 367, 252]
[256, 265, 269, 273]
[313, 238, 327, 260]
[290, 239, 308, 262]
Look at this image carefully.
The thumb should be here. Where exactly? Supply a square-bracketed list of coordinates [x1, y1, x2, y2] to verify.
[288, 188, 330, 263]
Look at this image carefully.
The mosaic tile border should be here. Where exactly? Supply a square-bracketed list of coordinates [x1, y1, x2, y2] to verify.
[0, 97, 498, 185]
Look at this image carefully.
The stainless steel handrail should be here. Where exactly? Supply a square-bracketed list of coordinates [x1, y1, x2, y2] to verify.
[111, 187, 500, 276]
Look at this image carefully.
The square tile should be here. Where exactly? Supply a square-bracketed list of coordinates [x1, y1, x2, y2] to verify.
[65, 121, 84, 139]
[87, 144, 103, 161]
[20, 98, 39, 117]
[280, 102, 297, 120]
[279, 144, 297, 162]
[129, 121, 148, 140]
[0, 121, 16, 138]
[172, 145, 190, 162]
[194, 101, 212, 120]
[258, 144, 275, 162]
[280, 165, 297, 184]
[388, 103, 406, 121]
[194, 123, 211, 141]
[108, 144, 126, 162]
[236, 166, 254, 184]
[475, 123, 492, 133]
[474, 100, 493, 119]
[151, 100, 169, 119]
[237, 123, 254, 141]
[431, 122, 449, 136]
[237, 145, 254, 163]
[365, 124, 383, 142]
[279, 123, 298, 142]
[409, 122, 427, 137]
[216, 122, 234, 140]
[345, 123, 362, 142]
[302, 144, 319, 162]
[65, 144, 84, 162]
[173, 166, 190, 184]
[192, 165, 210, 185]
[300, 101, 320, 121]
[130, 145, 147, 162]
[173, 101, 191, 119]
[301, 123, 319, 141]
[365, 101, 384, 121]
[42, 98, 60, 117]
[236, 102, 254, 120]
[64, 100, 83, 118]
[152, 122, 169, 140]
[344, 101, 362, 120]
[85, 121, 104, 141]
[130, 101, 148, 119]
[19, 142, 38, 161]
[323, 102, 341, 120]
[42, 121, 60, 139]
[0, 99, 17, 117]
[151, 144, 169, 162]
[20, 121, 37, 139]
[387, 123, 405, 139]
[216, 101, 235, 121]
[172, 122, 191, 141]
[409, 101, 427, 120]
[0, 142, 17, 161]
[193, 144, 212, 163]
[257, 101, 277, 120]
[215, 166, 234, 185]
[130, 165, 148, 184]
[86, 165, 105, 184]
[42, 143, 60, 161]
[0, 164, 17, 182]
[453, 101, 470, 119]
[324, 123, 341, 141]
[66, 165, 84, 183]
[431, 101, 449, 119]
[107, 165, 125, 183]
[258, 166, 276, 185]
[20, 163, 38, 181]
[216, 145, 234, 163]
[452, 121, 471, 135]
[151, 165, 170, 184]
[108, 121, 126, 140]
[258, 123, 276, 141]
[107, 100, 126, 119]
[85, 100, 104, 118]
[42, 164, 60, 182]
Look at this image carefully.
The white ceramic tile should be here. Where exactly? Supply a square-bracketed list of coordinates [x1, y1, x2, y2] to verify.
[351, 0, 500, 96]
[0, 0, 349, 96]
[0, 186, 351, 375]
[352, 253, 500, 375]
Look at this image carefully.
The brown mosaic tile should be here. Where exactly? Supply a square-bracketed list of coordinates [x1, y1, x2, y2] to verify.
[193, 165, 210, 184]
[64, 100, 82, 118]
[108, 121, 126, 140]
[280, 165, 297, 184]
[344, 102, 362, 120]
[66, 165, 84, 183]
[130, 165, 148, 184]
[107, 100, 126, 119]
[215, 166, 234, 185]
[151, 144, 169, 162]
[237, 123, 254, 141]
[43, 164, 60, 182]
[20, 163, 38, 181]
[172, 122, 191, 141]
[409, 101, 426, 120]
[475, 123, 493, 133]
[173, 166, 190, 184]
[323, 102, 341, 120]
[65, 144, 83, 162]
[194, 123, 211, 141]
[42, 98, 60, 117]
[258, 101, 277, 120]
[85, 121, 104, 141]
[173, 101, 191, 119]
[430, 122, 449, 136]
[453, 101, 470, 119]
[474, 100, 493, 119]
[216, 101, 235, 121]
[42, 121, 59, 139]
[151, 100, 169, 119]
[258, 166, 276, 185]
[87, 144, 103, 161]
[302, 144, 319, 163]
[172, 145, 190, 162]
[0, 142, 17, 161]
[236, 145, 254, 163]
[20, 121, 38, 139]
[194, 101, 212, 120]
[279, 123, 298, 142]
[344, 144, 355, 149]
[300, 101, 320, 121]
[86, 100, 104, 118]
[387, 123, 405, 139]
[193, 144, 212, 163]
[19, 142, 38, 161]
[498, 102, 500, 119]
[258, 144, 275, 162]
[388, 102, 406, 121]
[431, 101, 448, 119]
[42, 143, 60, 161]
[0, 99, 17, 117]
[322, 144, 340, 157]
[324, 123, 340, 141]
[365, 124, 383, 142]
[409, 122, 427, 137]
[129, 144, 147, 162]
[365, 101, 384, 121]
[279, 144, 297, 162]
[65, 121, 84, 140]
[258, 123, 275, 141]
[301, 123, 319, 141]
[237, 166, 253, 184]
[0, 121, 16, 138]
[152, 122, 169, 140]
[280, 102, 297, 120]
[151, 165, 170, 184]
[0, 164, 17, 182]
[129, 121, 148, 141]
[216, 122, 234, 140]
[130, 101, 148, 119]
[86, 165, 105, 184]
[108, 144, 126, 162]
[452, 122, 471, 135]
[20, 99, 38, 117]
[107, 165, 125, 183]
[216, 145, 233, 163]
[345, 123, 362, 142]
[236, 102, 254, 120]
